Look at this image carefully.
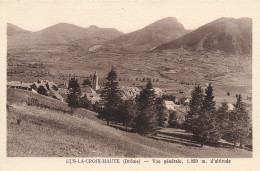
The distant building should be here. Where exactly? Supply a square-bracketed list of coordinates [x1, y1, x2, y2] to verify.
[227, 103, 234, 111]
[81, 85, 100, 104]
[7, 81, 32, 91]
[33, 79, 64, 102]
[58, 82, 68, 90]
[153, 87, 163, 97]
[164, 100, 178, 111]
[120, 86, 141, 100]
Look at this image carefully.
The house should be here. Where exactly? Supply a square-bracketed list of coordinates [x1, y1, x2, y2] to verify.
[81, 85, 100, 104]
[32, 79, 65, 102]
[164, 100, 178, 111]
[58, 82, 68, 90]
[153, 87, 163, 97]
[81, 92, 101, 104]
[227, 103, 234, 111]
[120, 86, 140, 100]
[183, 98, 190, 105]
[7, 81, 32, 91]
[31, 80, 48, 91]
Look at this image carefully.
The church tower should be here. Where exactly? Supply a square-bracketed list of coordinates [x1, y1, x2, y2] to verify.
[93, 71, 99, 91]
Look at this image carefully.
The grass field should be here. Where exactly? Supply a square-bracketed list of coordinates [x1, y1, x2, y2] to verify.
[7, 89, 252, 157]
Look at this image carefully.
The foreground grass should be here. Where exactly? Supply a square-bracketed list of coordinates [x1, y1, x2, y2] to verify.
[7, 89, 252, 157]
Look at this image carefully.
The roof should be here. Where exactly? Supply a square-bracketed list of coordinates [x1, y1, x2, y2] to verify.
[81, 86, 96, 94]
[47, 80, 57, 88]
[50, 89, 64, 101]
[227, 103, 234, 111]
[153, 87, 163, 97]
[7, 81, 32, 88]
[32, 82, 47, 90]
[58, 84, 67, 89]
[165, 100, 177, 111]
[120, 86, 140, 100]
[81, 93, 101, 104]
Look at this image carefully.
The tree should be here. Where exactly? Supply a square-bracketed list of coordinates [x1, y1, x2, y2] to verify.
[37, 85, 48, 96]
[82, 79, 92, 87]
[93, 102, 102, 113]
[225, 95, 251, 148]
[136, 81, 156, 111]
[168, 110, 185, 128]
[156, 97, 169, 127]
[133, 81, 158, 135]
[100, 67, 122, 125]
[184, 85, 203, 132]
[216, 102, 229, 137]
[133, 105, 158, 135]
[67, 77, 81, 108]
[79, 94, 92, 110]
[121, 100, 137, 130]
[193, 83, 221, 147]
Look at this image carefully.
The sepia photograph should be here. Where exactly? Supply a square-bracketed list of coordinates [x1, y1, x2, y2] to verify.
[1, 1, 258, 167]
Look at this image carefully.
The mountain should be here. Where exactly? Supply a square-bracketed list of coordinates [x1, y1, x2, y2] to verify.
[108, 17, 189, 51]
[7, 23, 31, 37]
[8, 23, 124, 48]
[154, 17, 252, 55]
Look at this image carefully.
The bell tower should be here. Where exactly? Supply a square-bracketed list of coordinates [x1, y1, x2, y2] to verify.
[93, 71, 99, 90]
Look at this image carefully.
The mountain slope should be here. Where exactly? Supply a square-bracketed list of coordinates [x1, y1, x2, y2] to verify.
[108, 17, 189, 51]
[7, 89, 251, 157]
[8, 23, 123, 48]
[155, 17, 252, 55]
[7, 23, 31, 37]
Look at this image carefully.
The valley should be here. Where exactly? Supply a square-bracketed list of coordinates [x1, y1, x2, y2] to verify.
[6, 16, 253, 157]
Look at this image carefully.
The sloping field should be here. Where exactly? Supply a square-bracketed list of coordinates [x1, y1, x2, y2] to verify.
[7, 89, 251, 157]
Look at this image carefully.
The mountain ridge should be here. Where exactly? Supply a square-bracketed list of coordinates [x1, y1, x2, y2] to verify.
[107, 17, 189, 51]
[7, 23, 124, 48]
[154, 17, 252, 55]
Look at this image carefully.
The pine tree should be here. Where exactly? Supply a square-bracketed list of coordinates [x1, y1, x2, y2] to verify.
[201, 83, 216, 112]
[100, 67, 121, 125]
[133, 81, 158, 135]
[79, 94, 92, 109]
[193, 83, 221, 147]
[185, 85, 203, 131]
[136, 81, 156, 111]
[134, 105, 158, 135]
[156, 97, 169, 127]
[216, 102, 229, 137]
[226, 94, 251, 148]
[121, 100, 137, 130]
[67, 77, 81, 108]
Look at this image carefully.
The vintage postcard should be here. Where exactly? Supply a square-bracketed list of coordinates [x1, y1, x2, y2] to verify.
[0, 1, 259, 170]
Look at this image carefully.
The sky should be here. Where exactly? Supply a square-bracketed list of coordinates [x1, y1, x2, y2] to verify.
[0, 1, 256, 33]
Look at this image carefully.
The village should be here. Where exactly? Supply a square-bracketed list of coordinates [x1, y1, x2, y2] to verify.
[7, 70, 236, 129]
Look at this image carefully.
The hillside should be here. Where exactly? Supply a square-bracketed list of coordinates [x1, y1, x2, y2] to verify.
[7, 23, 31, 37]
[108, 17, 189, 51]
[155, 17, 252, 55]
[7, 89, 251, 157]
[7, 23, 123, 48]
